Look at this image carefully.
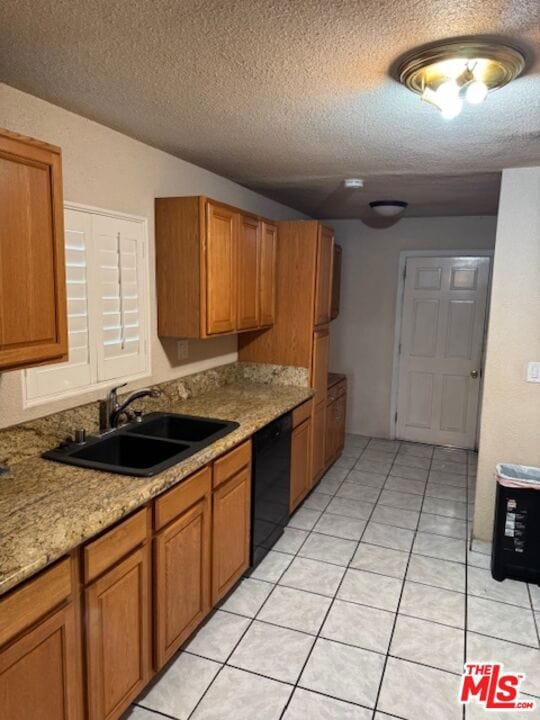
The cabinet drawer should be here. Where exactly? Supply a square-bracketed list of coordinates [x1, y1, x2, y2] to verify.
[84, 508, 149, 583]
[213, 440, 251, 489]
[0, 556, 72, 647]
[328, 379, 346, 402]
[154, 466, 212, 531]
[292, 399, 312, 428]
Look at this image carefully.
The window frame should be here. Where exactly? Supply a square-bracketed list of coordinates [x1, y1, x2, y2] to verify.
[23, 201, 151, 408]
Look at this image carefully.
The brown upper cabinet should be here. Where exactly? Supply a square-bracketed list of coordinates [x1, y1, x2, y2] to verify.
[238, 220, 335, 370]
[236, 213, 260, 331]
[238, 220, 336, 486]
[0, 127, 68, 371]
[206, 201, 237, 335]
[155, 196, 276, 338]
[259, 221, 277, 327]
[331, 243, 342, 320]
[314, 225, 334, 326]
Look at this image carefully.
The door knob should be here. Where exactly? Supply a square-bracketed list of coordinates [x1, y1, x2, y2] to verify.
[470, 369, 479, 379]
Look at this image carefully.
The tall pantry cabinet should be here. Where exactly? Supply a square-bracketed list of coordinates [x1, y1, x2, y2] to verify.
[238, 220, 334, 492]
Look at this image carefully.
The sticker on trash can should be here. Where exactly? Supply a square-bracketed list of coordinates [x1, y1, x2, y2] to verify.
[503, 498, 527, 552]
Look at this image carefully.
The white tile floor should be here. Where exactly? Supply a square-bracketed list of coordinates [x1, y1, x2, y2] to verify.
[125, 435, 540, 720]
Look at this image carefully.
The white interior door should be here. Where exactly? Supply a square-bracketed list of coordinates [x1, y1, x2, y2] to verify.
[396, 256, 490, 449]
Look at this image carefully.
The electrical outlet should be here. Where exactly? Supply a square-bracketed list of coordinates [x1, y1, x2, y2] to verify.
[177, 340, 189, 361]
[526, 362, 540, 383]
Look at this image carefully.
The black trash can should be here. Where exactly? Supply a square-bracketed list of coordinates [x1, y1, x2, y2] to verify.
[492, 463, 540, 584]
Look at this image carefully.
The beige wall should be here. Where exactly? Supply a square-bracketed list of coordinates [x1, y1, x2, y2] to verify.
[473, 167, 540, 541]
[0, 84, 305, 428]
[327, 216, 497, 437]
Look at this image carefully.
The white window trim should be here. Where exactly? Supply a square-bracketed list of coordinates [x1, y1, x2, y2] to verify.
[23, 201, 152, 408]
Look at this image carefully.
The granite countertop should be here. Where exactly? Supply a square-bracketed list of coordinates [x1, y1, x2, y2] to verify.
[0, 381, 313, 596]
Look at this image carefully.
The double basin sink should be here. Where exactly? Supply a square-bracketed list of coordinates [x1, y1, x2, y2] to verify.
[43, 413, 239, 477]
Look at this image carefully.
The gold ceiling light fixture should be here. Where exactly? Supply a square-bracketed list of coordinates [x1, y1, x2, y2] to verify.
[397, 39, 526, 120]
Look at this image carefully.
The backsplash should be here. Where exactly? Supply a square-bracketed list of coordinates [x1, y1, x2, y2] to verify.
[0, 362, 309, 466]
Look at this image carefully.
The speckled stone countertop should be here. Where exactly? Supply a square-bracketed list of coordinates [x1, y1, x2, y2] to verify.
[0, 379, 313, 596]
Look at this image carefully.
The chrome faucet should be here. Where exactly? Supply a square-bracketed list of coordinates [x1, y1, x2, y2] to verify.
[99, 383, 161, 433]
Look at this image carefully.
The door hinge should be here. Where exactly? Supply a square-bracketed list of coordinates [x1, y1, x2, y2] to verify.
[398, 342, 402, 355]
[403, 264, 407, 281]
[395, 410, 398, 423]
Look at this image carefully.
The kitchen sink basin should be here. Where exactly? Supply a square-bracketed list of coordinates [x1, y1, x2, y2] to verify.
[71, 434, 190, 470]
[129, 413, 232, 442]
[42, 412, 239, 477]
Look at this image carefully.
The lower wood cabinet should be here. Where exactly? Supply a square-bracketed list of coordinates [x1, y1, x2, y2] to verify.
[1, 441, 255, 720]
[0, 602, 82, 720]
[84, 514, 152, 720]
[325, 379, 347, 469]
[311, 401, 326, 486]
[290, 400, 313, 513]
[212, 441, 252, 604]
[153, 468, 212, 670]
[0, 556, 83, 720]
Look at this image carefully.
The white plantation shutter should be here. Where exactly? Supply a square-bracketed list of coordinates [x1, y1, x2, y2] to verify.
[93, 215, 147, 381]
[25, 206, 149, 405]
[25, 209, 94, 400]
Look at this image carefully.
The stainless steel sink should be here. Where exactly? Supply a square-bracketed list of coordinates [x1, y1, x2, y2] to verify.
[43, 412, 239, 476]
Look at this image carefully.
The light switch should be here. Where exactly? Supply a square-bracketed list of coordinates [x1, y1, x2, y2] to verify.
[526, 362, 540, 383]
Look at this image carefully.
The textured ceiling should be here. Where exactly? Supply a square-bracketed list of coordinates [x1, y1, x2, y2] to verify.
[1, 0, 539, 218]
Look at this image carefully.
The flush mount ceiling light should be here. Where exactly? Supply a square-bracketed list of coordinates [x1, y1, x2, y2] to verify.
[369, 200, 408, 217]
[397, 39, 525, 120]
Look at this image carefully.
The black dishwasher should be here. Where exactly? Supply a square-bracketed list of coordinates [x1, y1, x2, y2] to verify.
[250, 413, 292, 568]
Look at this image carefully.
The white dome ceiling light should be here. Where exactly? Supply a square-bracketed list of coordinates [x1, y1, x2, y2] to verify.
[369, 201, 408, 217]
[396, 38, 526, 120]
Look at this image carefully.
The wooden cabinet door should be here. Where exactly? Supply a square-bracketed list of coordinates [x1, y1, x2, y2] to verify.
[154, 494, 211, 670]
[236, 214, 260, 331]
[334, 393, 346, 456]
[85, 546, 151, 720]
[311, 401, 326, 486]
[290, 417, 311, 512]
[313, 225, 334, 327]
[0, 603, 83, 720]
[331, 243, 342, 320]
[205, 201, 236, 335]
[324, 398, 337, 468]
[0, 128, 67, 370]
[259, 221, 277, 327]
[311, 327, 330, 406]
[212, 466, 251, 604]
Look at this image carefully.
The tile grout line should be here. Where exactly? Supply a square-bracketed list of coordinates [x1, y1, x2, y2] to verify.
[529, 584, 540, 649]
[139, 439, 478, 720]
[370, 442, 436, 718]
[463, 450, 472, 720]
[182, 438, 374, 720]
[182, 524, 308, 719]
[275, 438, 389, 718]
